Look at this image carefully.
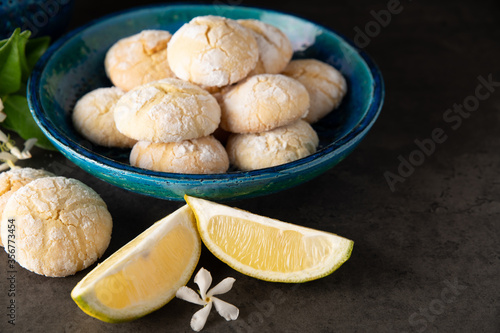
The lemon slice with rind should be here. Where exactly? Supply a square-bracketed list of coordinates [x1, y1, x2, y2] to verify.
[71, 205, 201, 322]
[184, 195, 353, 283]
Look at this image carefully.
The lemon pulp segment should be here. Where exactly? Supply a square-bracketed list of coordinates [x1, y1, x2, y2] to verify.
[185, 195, 353, 283]
[208, 215, 334, 272]
[71, 205, 201, 322]
[94, 224, 196, 309]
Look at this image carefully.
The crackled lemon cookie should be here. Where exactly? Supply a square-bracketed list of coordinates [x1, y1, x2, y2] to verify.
[220, 74, 310, 133]
[1, 177, 112, 277]
[237, 19, 293, 75]
[105, 30, 176, 91]
[130, 136, 229, 174]
[282, 59, 347, 123]
[167, 15, 259, 87]
[114, 78, 221, 143]
[72, 87, 137, 148]
[0, 168, 54, 247]
[226, 120, 319, 171]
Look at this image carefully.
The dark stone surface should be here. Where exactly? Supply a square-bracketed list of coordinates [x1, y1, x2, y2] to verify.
[1, 0, 499, 332]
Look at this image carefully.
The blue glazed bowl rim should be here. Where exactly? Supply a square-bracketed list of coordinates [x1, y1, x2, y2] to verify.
[28, 3, 384, 183]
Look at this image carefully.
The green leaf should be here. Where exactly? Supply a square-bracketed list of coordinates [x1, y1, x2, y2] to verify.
[0, 29, 53, 150]
[0, 29, 23, 95]
[25, 36, 50, 72]
[2, 94, 55, 150]
[17, 30, 32, 81]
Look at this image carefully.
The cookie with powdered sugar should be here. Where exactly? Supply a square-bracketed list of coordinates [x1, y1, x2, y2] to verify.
[226, 120, 319, 171]
[220, 74, 310, 134]
[105, 30, 176, 92]
[0, 168, 54, 247]
[130, 136, 229, 174]
[167, 15, 259, 87]
[72, 87, 137, 148]
[113, 78, 221, 143]
[0, 177, 112, 277]
[282, 59, 347, 123]
[237, 19, 293, 75]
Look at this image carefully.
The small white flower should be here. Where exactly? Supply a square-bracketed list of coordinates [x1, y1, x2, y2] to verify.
[176, 267, 239, 332]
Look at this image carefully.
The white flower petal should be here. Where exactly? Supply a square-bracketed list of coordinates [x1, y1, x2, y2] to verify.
[19, 151, 32, 159]
[9, 147, 22, 159]
[194, 268, 212, 300]
[176, 286, 206, 306]
[207, 277, 235, 297]
[0, 130, 9, 143]
[0, 152, 18, 162]
[212, 297, 239, 321]
[0, 112, 6, 123]
[190, 301, 212, 332]
[0, 163, 10, 171]
[22, 138, 37, 153]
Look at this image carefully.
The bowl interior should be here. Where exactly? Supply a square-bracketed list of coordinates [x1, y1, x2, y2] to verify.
[29, 4, 383, 201]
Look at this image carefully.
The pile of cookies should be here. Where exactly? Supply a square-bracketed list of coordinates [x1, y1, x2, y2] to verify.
[72, 15, 347, 174]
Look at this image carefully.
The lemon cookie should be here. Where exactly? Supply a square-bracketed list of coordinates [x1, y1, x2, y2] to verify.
[114, 78, 221, 143]
[0, 168, 54, 246]
[220, 74, 310, 133]
[130, 136, 229, 174]
[282, 59, 347, 123]
[1, 177, 113, 277]
[167, 15, 259, 87]
[104, 30, 175, 91]
[72, 87, 137, 148]
[226, 120, 319, 171]
[237, 19, 293, 75]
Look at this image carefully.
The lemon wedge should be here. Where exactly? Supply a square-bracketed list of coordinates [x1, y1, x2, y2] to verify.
[184, 195, 353, 283]
[71, 205, 201, 322]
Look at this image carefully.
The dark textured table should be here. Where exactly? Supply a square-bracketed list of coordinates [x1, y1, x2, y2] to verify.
[1, 0, 499, 332]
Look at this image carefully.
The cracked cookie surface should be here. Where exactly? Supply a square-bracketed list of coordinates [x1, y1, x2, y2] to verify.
[113, 78, 221, 143]
[105, 30, 176, 91]
[1, 177, 113, 277]
[0, 168, 55, 247]
[226, 120, 319, 171]
[237, 19, 293, 75]
[282, 59, 347, 123]
[130, 136, 229, 174]
[221, 74, 310, 133]
[167, 15, 258, 87]
[72, 87, 137, 148]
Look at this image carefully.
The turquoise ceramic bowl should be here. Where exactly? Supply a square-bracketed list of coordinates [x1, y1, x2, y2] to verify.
[28, 4, 384, 201]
